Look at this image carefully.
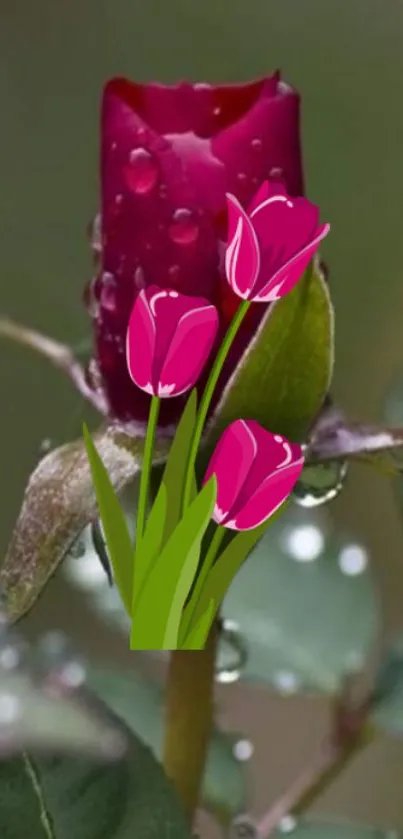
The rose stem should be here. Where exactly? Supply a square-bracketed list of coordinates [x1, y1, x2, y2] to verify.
[179, 526, 226, 645]
[162, 619, 219, 825]
[0, 316, 108, 414]
[182, 299, 251, 513]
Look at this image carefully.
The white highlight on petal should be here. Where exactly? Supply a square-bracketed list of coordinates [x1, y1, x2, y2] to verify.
[168, 290, 179, 298]
[149, 289, 170, 315]
[250, 193, 290, 219]
[338, 544, 368, 576]
[157, 383, 176, 396]
[214, 503, 226, 523]
[225, 216, 246, 298]
[283, 524, 325, 562]
[274, 434, 293, 468]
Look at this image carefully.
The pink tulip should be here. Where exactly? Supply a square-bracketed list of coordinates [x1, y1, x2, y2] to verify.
[203, 419, 304, 530]
[225, 180, 330, 302]
[126, 286, 219, 398]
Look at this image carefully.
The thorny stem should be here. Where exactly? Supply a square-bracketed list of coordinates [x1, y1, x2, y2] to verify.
[163, 619, 219, 826]
[0, 316, 108, 415]
[256, 696, 373, 838]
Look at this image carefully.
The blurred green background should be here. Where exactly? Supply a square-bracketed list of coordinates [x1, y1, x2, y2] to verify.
[1, 0, 403, 832]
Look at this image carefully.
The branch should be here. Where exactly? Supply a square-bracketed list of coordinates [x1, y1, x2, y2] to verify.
[0, 316, 108, 415]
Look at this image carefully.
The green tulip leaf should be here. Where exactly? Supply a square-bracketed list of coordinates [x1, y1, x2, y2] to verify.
[211, 261, 334, 443]
[180, 599, 216, 649]
[160, 388, 198, 542]
[133, 482, 168, 599]
[220, 505, 378, 693]
[0, 725, 190, 839]
[89, 667, 246, 824]
[83, 423, 133, 614]
[130, 477, 217, 649]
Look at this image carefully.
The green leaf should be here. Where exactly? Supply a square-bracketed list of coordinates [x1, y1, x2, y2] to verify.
[130, 477, 217, 649]
[160, 389, 198, 542]
[184, 504, 287, 636]
[181, 599, 216, 650]
[83, 424, 133, 614]
[219, 504, 378, 693]
[89, 667, 246, 824]
[0, 728, 191, 839]
[211, 261, 334, 443]
[0, 427, 171, 624]
[371, 633, 403, 736]
[133, 483, 168, 600]
[272, 817, 399, 839]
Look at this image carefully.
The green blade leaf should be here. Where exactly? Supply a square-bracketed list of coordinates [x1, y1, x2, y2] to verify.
[0, 427, 171, 624]
[133, 482, 168, 600]
[183, 505, 287, 635]
[89, 667, 246, 825]
[219, 504, 378, 693]
[181, 599, 216, 650]
[160, 389, 198, 542]
[83, 424, 133, 615]
[130, 477, 217, 649]
[211, 260, 334, 443]
[0, 726, 191, 839]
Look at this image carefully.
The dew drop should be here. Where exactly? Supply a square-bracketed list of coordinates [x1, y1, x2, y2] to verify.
[213, 106, 221, 116]
[233, 738, 254, 761]
[169, 208, 199, 245]
[39, 438, 53, 455]
[237, 172, 247, 184]
[125, 148, 159, 195]
[269, 166, 283, 179]
[99, 271, 118, 313]
[229, 815, 258, 839]
[133, 265, 145, 289]
[216, 620, 248, 684]
[168, 264, 180, 283]
[293, 460, 348, 508]
[67, 535, 87, 560]
[91, 213, 102, 254]
[251, 138, 262, 151]
[83, 277, 100, 319]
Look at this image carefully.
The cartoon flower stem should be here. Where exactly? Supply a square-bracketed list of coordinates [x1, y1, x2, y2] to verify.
[135, 395, 161, 550]
[182, 299, 251, 512]
[180, 526, 225, 643]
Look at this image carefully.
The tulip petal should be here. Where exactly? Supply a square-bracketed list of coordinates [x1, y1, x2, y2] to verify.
[159, 303, 219, 397]
[225, 194, 260, 298]
[126, 290, 156, 394]
[251, 194, 320, 278]
[204, 420, 258, 525]
[254, 223, 330, 302]
[227, 458, 304, 530]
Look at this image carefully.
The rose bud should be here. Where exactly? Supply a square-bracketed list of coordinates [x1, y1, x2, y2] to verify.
[225, 180, 330, 302]
[126, 286, 219, 398]
[203, 419, 304, 531]
[85, 73, 304, 426]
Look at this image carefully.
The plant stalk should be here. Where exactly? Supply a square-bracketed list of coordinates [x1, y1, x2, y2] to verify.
[162, 619, 219, 824]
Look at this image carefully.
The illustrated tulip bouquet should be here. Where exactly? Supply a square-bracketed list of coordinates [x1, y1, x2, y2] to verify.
[83, 180, 328, 650]
[3, 73, 403, 839]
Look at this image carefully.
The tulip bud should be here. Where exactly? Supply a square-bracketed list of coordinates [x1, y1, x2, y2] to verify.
[225, 180, 330, 302]
[203, 419, 304, 530]
[126, 286, 219, 398]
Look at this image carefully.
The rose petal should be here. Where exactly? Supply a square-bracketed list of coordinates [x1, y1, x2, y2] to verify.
[225, 194, 260, 298]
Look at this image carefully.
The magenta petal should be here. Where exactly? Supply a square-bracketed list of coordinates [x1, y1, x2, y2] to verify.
[250, 194, 320, 278]
[159, 302, 219, 397]
[225, 194, 260, 298]
[126, 290, 156, 394]
[229, 459, 304, 530]
[204, 420, 258, 525]
[254, 222, 330, 301]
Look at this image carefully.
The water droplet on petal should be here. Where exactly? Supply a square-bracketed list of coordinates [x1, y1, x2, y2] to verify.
[237, 172, 247, 184]
[216, 620, 248, 684]
[168, 264, 180, 284]
[269, 166, 283, 179]
[293, 460, 349, 508]
[159, 184, 168, 199]
[251, 138, 262, 151]
[125, 148, 159, 195]
[134, 266, 146, 289]
[169, 208, 199, 245]
[91, 214, 102, 254]
[99, 272, 118, 313]
[84, 277, 100, 318]
[213, 106, 221, 116]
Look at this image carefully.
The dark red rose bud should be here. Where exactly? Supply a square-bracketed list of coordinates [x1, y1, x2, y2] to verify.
[85, 74, 304, 427]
